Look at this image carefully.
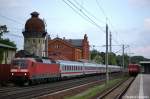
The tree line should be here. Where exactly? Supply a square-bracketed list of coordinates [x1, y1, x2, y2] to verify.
[90, 49, 150, 67]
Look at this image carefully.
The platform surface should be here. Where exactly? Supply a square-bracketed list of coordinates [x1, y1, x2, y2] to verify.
[123, 74, 150, 99]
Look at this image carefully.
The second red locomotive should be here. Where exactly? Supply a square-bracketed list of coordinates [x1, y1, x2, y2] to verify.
[128, 64, 140, 76]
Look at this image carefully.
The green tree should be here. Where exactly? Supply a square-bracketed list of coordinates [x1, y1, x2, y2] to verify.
[93, 55, 103, 64]
[90, 50, 104, 64]
[109, 52, 117, 65]
[130, 56, 149, 64]
[100, 52, 105, 64]
[116, 55, 122, 66]
[0, 25, 8, 39]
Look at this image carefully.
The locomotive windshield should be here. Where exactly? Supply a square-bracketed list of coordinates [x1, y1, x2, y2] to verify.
[12, 60, 28, 69]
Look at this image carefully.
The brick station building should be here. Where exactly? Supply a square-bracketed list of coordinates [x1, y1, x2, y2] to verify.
[48, 34, 90, 61]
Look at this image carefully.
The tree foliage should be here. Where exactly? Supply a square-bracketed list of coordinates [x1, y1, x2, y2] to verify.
[90, 50, 104, 64]
[90, 50, 150, 68]
[0, 25, 8, 39]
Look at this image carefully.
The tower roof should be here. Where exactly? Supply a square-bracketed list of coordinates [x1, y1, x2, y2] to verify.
[25, 11, 45, 33]
[31, 11, 39, 17]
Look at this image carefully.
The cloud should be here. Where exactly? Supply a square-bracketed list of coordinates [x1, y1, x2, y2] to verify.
[144, 18, 150, 30]
[132, 46, 150, 58]
[0, 0, 30, 8]
[129, 0, 150, 7]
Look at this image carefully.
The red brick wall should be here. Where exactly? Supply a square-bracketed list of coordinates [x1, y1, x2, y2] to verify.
[48, 35, 89, 61]
[48, 40, 81, 61]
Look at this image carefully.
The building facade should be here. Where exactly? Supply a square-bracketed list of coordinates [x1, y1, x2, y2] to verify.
[0, 43, 16, 64]
[48, 34, 89, 61]
[22, 12, 47, 57]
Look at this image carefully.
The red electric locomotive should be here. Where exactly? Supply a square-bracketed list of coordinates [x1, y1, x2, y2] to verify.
[128, 64, 140, 76]
[10, 58, 60, 85]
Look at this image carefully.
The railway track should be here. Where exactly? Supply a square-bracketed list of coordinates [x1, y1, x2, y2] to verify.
[0, 75, 106, 99]
[97, 77, 135, 99]
[0, 73, 123, 99]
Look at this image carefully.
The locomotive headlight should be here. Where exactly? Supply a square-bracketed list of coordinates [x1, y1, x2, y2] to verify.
[24, 73, 27, 76]
[11, 73, 14, 75]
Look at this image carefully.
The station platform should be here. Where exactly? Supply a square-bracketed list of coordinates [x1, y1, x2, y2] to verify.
[123, 74, 150, 99]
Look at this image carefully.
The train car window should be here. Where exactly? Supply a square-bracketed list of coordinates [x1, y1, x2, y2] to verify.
[64, 66, 66, 71]
[68, 66, 70, 70]
[73, 66, 74, 71]
[64, 66, 65, 71]
[75, 66, 77, 70]
[67, 66, 68, 70]
[63, 66, 65, 71]
[66, 66, 67, 71]
[65, 66, 67, 71]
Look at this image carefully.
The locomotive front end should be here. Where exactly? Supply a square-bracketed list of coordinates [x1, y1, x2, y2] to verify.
[10, 58, 30, 85]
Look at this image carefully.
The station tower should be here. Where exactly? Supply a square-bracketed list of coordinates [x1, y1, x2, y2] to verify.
[22, 12, 47, 57]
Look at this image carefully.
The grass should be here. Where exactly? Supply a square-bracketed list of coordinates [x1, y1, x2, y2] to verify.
[65, 76, 128, 99]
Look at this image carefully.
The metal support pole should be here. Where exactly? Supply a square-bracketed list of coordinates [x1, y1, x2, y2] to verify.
[106, 24, 109, 84]
[109, 32, 112, 65]
[109, 32, 112, 53]
[122, 44, 125, 69]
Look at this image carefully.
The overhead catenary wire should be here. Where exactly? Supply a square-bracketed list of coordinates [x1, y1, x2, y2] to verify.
[95, 0, 107, 18]
[62, 0, 96, 28]
[67, 0, 105, 32]
[4, 33, 23, 38]
[95, 0, 121, 45]
[63, 0, 105, 33]
[73, 0, 105, 24]
[0, 14, 23, 25]
[0, 13, 25, 38]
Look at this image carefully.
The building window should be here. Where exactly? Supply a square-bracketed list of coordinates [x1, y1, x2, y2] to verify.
[54, 44, 63, 49]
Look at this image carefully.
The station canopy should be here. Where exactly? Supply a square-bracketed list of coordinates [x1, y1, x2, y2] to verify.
[140, 61, 150, 74]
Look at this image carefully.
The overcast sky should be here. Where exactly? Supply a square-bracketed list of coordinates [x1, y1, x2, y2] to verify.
[1, 0, 150, 58]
